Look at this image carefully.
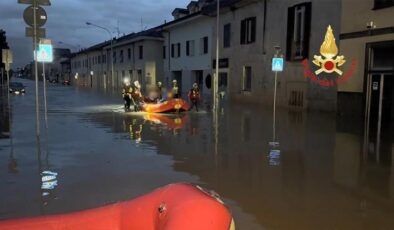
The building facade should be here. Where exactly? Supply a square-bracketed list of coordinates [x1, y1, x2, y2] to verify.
[210, 0, 342, 111]
[71, 31, 164, 92]
[161, 11, 214, 99]
[103, 30, 164, 92]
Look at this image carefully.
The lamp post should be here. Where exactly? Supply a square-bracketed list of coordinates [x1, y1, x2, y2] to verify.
[86, 22, 114, 90]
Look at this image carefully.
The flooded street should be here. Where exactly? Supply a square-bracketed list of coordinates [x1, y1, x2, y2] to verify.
[1, 79, 394, 230]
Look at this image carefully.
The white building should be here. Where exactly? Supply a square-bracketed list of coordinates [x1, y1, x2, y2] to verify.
[103, 30, 164, 92]
[71, 30, 164, 92]
[160, 0, 216, 99]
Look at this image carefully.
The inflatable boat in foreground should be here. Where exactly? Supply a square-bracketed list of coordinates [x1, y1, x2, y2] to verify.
[0, 183, 235, 230]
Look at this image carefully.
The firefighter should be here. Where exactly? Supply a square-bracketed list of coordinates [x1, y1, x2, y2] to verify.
[122, 79, 133, 111]
[188, 83, 201, 112]
[131, 80, 143, 112]
[172, 80, 180, 99]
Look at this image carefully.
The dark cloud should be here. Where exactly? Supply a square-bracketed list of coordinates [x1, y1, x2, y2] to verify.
[0, 0, 190, 68]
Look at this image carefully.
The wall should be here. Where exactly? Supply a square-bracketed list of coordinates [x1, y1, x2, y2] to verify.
[214, 0, 342, 111]
[163, 15, 214, 96]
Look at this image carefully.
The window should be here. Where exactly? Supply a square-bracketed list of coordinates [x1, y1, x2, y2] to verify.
[243, 66, 252, 91]
[374, 0, 394, 9]
[186, 40, 195, 56]
[200, 37, 208, 54]
[98, 55, 101, 64]
[177, 43, 181, 57]
[113, 51, 116, 63]
[223, 23, 231, 48]
[286, 2, 312, 61]
[120, 50, 124, 63]
[102, 54, 106, 63]
[139, 46, 143, 59]
[128, 48, 131, 60]
[163, 46, 166, 59]
[240, 17, 256, 44]
[171, 44, 175, 58]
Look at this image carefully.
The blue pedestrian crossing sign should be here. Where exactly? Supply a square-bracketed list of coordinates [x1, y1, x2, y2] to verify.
[272, 58, 284, 72]
[37, 44, 53, 63]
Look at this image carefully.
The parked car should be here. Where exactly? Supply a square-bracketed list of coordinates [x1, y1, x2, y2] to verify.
[9, 82, 26, 95]
[63, 80, 71, 86]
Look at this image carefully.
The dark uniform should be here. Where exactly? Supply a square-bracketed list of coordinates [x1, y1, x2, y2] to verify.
[188, 87, 200, 111]
[122, 85, 133, 110]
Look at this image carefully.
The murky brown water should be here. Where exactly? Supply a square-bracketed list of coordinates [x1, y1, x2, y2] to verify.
[0, 79, 393, 229]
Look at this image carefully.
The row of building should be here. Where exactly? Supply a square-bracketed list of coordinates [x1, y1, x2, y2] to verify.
[66, 0, 393, 115]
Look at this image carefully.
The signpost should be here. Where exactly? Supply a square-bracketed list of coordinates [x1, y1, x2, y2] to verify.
[18, 0, 51, 138]
[269, 49, 284, 149]
[38, 39, 52, 130]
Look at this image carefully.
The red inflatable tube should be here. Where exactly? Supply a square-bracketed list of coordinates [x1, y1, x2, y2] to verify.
[142, 99, 190, 113]
[0, 183, 235, 230]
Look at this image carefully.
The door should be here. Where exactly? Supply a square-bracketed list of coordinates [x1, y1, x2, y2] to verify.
[219, 72, 228, 103]
[365, 73, 393, 164]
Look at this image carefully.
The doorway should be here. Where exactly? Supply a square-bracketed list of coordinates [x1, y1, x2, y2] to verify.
[364, 41, 394, 165]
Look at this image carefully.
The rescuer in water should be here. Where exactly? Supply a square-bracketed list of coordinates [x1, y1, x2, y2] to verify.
[171, 80, 180, 99]
[131, 80, 143, 112]
[188, 83, 201, 112]
[122, 78, 133, 111]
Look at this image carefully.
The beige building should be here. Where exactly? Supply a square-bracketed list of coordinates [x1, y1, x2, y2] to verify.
[70, 30, 164, 92]
[211, 0, 343, 111]
[338, 0, 394, 168]
[103, 30, 164, 92]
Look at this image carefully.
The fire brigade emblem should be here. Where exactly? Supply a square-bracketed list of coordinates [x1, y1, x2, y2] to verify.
[313, 25, 345, 75]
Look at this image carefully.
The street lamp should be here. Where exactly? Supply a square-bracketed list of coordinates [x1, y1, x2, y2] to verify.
[86, 22, 114, 90]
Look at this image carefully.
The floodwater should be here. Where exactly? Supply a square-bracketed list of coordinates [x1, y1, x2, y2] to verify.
[0, 79, 393, 230]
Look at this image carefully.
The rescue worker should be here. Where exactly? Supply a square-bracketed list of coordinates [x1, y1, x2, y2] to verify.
[172, 80, 180, 99]
[122, 79, 133, 111]
[131, 80, 143, 112]
[188, 83, 201, 112]
[156, 81, 163, 100]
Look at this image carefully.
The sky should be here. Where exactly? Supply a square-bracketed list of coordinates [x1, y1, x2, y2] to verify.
[0, 0, 190, 68]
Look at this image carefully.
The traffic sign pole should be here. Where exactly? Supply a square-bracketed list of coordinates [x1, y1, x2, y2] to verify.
[42, 62, 48, 130]
[270, 53, 283, 148]
[33, 0, 41, 139]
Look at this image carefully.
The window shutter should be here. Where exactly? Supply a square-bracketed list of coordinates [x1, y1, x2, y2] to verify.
[286, 6, 295, 61]
[250, 17, 256, 43]
[240, 19, 246, 44]
[186, 41, 190, 56]
[302, 2, 312, 59]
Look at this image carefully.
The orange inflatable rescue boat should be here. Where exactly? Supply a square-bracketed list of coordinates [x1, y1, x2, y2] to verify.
[141, 99, 189, 113]
[0, 183, 235, 230]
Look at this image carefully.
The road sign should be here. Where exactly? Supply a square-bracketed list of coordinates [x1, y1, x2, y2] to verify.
[25, 27, 46, 38]
[18, 0, 51, 5]
[272, 58, 284, 72]
[23, 6, 47, 27]
[2, 49, 13, 64]
[37, 43, 53, 62]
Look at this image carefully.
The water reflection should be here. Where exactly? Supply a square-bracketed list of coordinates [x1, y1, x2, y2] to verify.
[83, 105, 394, 229]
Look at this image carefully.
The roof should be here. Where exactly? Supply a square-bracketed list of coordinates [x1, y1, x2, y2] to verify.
[187, 1, 199, 7]
[172, 8, 190, 15]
